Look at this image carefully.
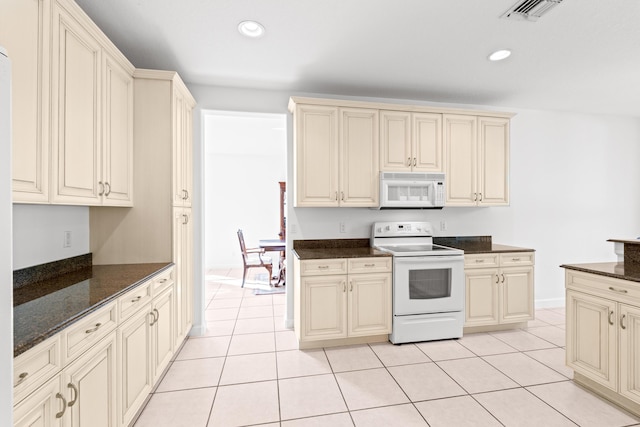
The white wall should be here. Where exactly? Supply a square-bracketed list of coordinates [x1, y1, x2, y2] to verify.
[189, 83, 640, 329]
[13, 204, 90, 269]
[203, 111, 286, 271]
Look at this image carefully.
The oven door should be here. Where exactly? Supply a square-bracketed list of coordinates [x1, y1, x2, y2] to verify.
[393, 255, 464, 316]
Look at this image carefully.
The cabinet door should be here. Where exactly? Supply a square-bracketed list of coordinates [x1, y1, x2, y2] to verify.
[465, 268, 500, 326]
[151, 286, 175, 384]
[348, 273, 392, 337]
[500, 266, 534, 323]
[182, 102, 193, 208]
[566, 290, 617, 391]
[51, 1, 102, 204]
[65, 333, 117, 427]
[1, 0, 50, 202]
[172, 90, 185, 206]
[620, 304, 640, 405]
[294, 104, 339, 207]
[339, 107, 379, 207]
[379, 110, 411, 172]
[413, 113, 442, 172]
[102, 53, 133, 206]
[478, 117, 509, 206]
[444, 114, 477, 206]
[13, 375, 63, 427]
[173, 208, 193, 343]
[118, 305, 152, 427]
[300, 275, 347, 341]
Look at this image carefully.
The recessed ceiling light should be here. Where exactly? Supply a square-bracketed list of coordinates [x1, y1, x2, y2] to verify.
[238, 20, 265, 38]
[489, 49, 512, 61]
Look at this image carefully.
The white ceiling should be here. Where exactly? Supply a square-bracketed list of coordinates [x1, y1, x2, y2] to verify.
[74, 0, 640, 117]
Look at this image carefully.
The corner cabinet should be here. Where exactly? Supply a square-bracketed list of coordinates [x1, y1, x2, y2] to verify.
[292, 103, 379, 207]
[293, 257, 392, 349]
[464, 252, 534, 331]
[444, 115, 510, 206]
[565, 269, 640, 416]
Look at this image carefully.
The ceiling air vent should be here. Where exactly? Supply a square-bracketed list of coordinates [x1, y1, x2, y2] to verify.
[501, 0, 563, 21]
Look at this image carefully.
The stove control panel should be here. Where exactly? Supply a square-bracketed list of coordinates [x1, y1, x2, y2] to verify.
[372, 221, 434, 237]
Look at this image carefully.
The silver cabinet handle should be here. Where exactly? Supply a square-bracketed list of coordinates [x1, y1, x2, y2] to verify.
[349, 281, 353, 292]
[475, 259, 485, 263]
[609, 286, 628, 294]
[68, 383, 78, 407]
[56, 393, 67, 418]
[182, 189, 189, 200]
[343, 282, 346, 292]
[407, 157, 411, 166]
[131, 295, 142, 303]
[609, 311, 615, 325]
[495, 274, 499, 284]
[473, 193, 478, 201]
[150, 311, 157, 326]
[153, 308, 160, 324]
[413, 157, 417, 167]
[317, 265, 329, 269]
[512, 258, 521, 261]
[621, 314, 627, 330]
[105, 182, 111, 196]
[158, 278, 167, 283]
[501, 274, 505, 283]
[341, 191, 345, 201]
[98, 181, 105, 196]
[16, 372, 28, 385]
[182, 214, 189, 225]
[364, 263, 375, 267]
[479, 193, 483, 201]
[85, 323, 102, 334]
[334, 191, 338, 201]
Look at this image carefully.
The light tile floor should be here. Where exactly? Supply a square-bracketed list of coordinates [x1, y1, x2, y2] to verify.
[133, 270, 640, 427]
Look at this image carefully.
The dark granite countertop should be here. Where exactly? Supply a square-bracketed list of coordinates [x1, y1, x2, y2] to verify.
[560, 262, 640, 283]
[292, 238, 392, 260]
[14, 262, 172, 357]
[434, 236, 535, 254]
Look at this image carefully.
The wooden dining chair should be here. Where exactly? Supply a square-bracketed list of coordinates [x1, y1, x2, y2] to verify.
[237, 229, 273, 287]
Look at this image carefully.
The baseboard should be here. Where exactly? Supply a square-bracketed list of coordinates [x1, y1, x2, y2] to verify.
[535, 297, 566, 309]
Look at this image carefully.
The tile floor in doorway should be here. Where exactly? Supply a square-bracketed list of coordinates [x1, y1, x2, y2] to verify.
[133, 270, 640, 427]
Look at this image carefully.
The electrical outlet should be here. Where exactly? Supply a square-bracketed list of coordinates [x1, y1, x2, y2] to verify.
[339, 222, 346, 233]
[63, 231, 72, 248]
[440, 221, 447, 231]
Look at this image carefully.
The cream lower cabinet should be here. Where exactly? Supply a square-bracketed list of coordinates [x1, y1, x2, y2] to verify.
[292, 103, 379, 207]
[14, 332, 117, 427]
[173, 207, 193, 345]
[294, 257, 392, 347]
[464, 252, 534, 330]
[444, 115, 509, 206]
[379, 110, 442, 172]
[566, 270, 640, 415]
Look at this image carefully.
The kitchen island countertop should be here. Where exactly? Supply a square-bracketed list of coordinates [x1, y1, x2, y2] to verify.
[560, 262, 640, 283]
[14, 262, 172, 357]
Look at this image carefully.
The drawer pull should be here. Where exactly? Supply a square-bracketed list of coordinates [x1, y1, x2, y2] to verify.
[131, 295, 142, 303]
[158, 278, 168, 283]
[621, 314, 627, 330]
[512, 258, 521, 261]
[609, 310, 615, 325]
[317, 265, 329, 269]
[68, 383, 78, 407]
[364, 263, 375, 267]
[85, 323, 102, 334]
[16, 372, 28, 385]
[475, 259, 485, 263]
[608, 286, 628, 294]
[56, 393, 67, 418]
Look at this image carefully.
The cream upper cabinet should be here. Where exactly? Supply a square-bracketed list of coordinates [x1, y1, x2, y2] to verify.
[0, 0, 51, 203]
[172, 88, 194, 207]
[102, 52, 133, 206]
[174, 207, 193, 343]
[294, 104, 339, 207]
[444, 114, 509, 206]
[464, 252, 534, 329]
[50, 0, 102, 205]
[339, 107, 379, 207]
[50, 0, 135, 206]
[380, 110, 442, 172]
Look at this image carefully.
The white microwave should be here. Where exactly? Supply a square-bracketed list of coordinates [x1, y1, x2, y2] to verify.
[378, 172, 445, 209]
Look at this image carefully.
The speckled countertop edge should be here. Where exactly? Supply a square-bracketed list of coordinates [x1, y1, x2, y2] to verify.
[14, 262, 173, 357]
[560, 262, 640, 283]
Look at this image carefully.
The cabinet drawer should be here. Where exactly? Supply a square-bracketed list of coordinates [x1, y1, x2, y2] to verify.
[500, 252, 534, 267]
[567, 270, 640, 305]
[464, 254, 499, 269]
[300, 259, 348, 276]
[348, 257, 392, 274]
[119, 281, 152, 320]
[151, 267, 175, 296]
[13, 335, 62, 405]
[63, 302, 117, 363]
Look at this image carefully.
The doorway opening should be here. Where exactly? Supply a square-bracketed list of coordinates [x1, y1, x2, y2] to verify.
[203, 110, 287, 289]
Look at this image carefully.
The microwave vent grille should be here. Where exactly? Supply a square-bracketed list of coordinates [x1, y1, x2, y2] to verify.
[381, 172, 444, 181]
[501, 0, 563, 21]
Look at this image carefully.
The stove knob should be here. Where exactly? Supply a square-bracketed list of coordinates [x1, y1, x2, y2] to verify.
[376, 227, 382, 233]
[385, 226, 390, 231]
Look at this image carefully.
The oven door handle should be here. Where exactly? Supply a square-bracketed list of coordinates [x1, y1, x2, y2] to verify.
[393, 256, 464, 264]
